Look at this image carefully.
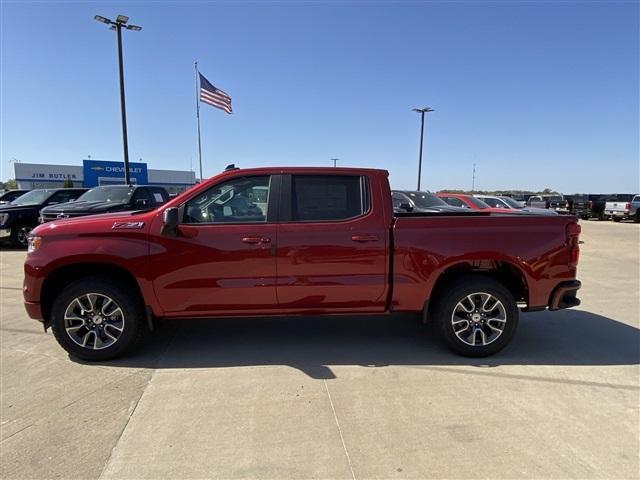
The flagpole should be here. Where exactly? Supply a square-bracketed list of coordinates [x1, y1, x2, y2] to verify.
[194, 61, 204, 183]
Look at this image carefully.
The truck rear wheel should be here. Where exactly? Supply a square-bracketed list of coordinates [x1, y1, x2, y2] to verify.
[50, 278, 146, 361]
[432, 276, 518, 357]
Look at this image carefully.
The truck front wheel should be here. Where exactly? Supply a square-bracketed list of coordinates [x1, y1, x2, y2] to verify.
[50, 278, 146, 361]
[432, 277, 519, 357]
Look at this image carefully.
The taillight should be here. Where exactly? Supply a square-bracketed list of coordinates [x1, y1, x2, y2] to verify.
[588, 201, 593, 209]
[625, 203, 631, 211]
[566, 222, 581, 268]
[565, 201, 569, 208]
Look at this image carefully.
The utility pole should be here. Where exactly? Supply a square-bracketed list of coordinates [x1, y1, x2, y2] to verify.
[412, 107, 434, 190]
[331, 158, 339, 168]
[94, 14, 142, 185]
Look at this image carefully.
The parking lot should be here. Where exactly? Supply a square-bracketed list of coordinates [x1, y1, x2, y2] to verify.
[0, 219, 638, 479]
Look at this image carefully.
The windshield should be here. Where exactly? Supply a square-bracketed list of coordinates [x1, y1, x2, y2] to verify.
[77, 186, 134, 203]
[466, 196, 491, 209]
[10, 190, 53, 206]
[499, 196, 523, 208]
[406, 192, 448, 207]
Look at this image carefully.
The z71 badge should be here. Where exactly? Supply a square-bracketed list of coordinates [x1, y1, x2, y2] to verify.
[112, 221, 145, 230]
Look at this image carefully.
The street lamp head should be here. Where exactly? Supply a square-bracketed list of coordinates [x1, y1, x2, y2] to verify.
[116, 14, 129, 24]
[412, 107, 435, 113]
[126, 24, 142, 31]
[94, 15, 112, 25]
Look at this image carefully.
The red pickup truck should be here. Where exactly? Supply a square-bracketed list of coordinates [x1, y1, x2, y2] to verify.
[23, 167, 582, 361]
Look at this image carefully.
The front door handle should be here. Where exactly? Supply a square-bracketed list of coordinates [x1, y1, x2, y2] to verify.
[351, 235, 379, 242]
[242, 236, 271, 244]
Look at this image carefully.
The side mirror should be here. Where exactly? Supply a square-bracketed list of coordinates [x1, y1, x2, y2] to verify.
[400, 202, 413, 212]
[161, 207, 179, 237]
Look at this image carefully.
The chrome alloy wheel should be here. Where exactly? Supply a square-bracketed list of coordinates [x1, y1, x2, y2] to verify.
[63, 293, 125, 350]
[451, 292, 507, 347]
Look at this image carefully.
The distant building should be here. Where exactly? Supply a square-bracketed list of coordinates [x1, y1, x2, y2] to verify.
[14, 160, 196, 195]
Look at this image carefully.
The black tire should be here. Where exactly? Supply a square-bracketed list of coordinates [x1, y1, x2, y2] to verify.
[613, 217, 622, 222]
[50, 278, 146, 361]
[10, 224, 32, 248]
[432, 276, 519, 357]
[634, 211, 640, 223]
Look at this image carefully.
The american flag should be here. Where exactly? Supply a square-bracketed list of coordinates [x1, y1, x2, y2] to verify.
[199, 73, 232, 114]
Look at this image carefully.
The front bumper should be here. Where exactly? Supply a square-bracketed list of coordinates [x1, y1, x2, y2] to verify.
[24, 300, 44, 321]
[549, 280, 581, 310]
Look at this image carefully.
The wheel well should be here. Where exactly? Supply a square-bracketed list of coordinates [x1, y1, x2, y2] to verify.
[40, 263, 143, 324]
[428, 261, 528, 311]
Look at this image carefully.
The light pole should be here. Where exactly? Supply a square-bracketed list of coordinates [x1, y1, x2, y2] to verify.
[94, 14, 142, 185]
[412, 106, 434, 190]
[472, 163, 476, 192]
[331, 158, 339, 168]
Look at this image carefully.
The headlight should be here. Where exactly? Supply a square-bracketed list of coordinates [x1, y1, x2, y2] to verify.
[0, 213, 8, 226]
[27, 236, 42, 253]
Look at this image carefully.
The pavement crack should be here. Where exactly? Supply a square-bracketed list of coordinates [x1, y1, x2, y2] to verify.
[323, 379, 356, 480]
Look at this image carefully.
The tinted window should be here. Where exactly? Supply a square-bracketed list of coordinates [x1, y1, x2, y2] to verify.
[132, 189, 153, 207]
[184, 176, 270, 224]
[292, 175, 365, 221]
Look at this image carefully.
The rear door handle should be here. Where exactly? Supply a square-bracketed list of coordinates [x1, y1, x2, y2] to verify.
[351, 235, 379, 242]
[242, 237, 271, 244]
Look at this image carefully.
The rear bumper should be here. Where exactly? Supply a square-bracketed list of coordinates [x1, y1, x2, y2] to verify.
[0, 228, 11, 238]
[549, 280, 581, 310]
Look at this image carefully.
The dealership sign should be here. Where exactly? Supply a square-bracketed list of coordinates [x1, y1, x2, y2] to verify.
[83, 160, 148, 187]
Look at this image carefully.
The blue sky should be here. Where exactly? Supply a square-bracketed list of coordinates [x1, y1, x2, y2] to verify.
[1, 1, 638, 193]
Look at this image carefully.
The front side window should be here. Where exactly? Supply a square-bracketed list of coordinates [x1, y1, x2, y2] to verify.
[292, 175, 366, 221]
[184, 176, 270, 224]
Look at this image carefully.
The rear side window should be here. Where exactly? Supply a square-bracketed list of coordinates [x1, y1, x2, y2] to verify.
[292, 175, 367, 221]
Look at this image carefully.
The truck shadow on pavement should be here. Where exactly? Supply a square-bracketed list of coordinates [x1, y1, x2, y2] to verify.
[80, 309, 640, 379]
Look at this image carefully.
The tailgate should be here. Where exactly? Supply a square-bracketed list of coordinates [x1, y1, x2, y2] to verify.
[605, 201, 628, 213]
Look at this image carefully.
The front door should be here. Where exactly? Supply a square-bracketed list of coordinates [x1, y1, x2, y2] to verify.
[151, 175, 278, 316]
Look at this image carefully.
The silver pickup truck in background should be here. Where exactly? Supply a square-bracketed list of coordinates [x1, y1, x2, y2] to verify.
[604, 194, 636, 222]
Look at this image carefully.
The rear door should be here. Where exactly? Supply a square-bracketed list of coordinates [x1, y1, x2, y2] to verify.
[276, 174, 388, 313]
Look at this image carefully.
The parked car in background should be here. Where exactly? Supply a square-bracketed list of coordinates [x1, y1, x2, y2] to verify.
[24, 166, 582, 361]
[0, 189, 30, 205]
[39, 185, 170, 223]
[0, 188, 87, 247]
[437, 193, 519, 214]
[392, 190, 468, 213]
[604, 194, 635, 222]
[474, 195, 558, 215]
[527, 195, 570, 213]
